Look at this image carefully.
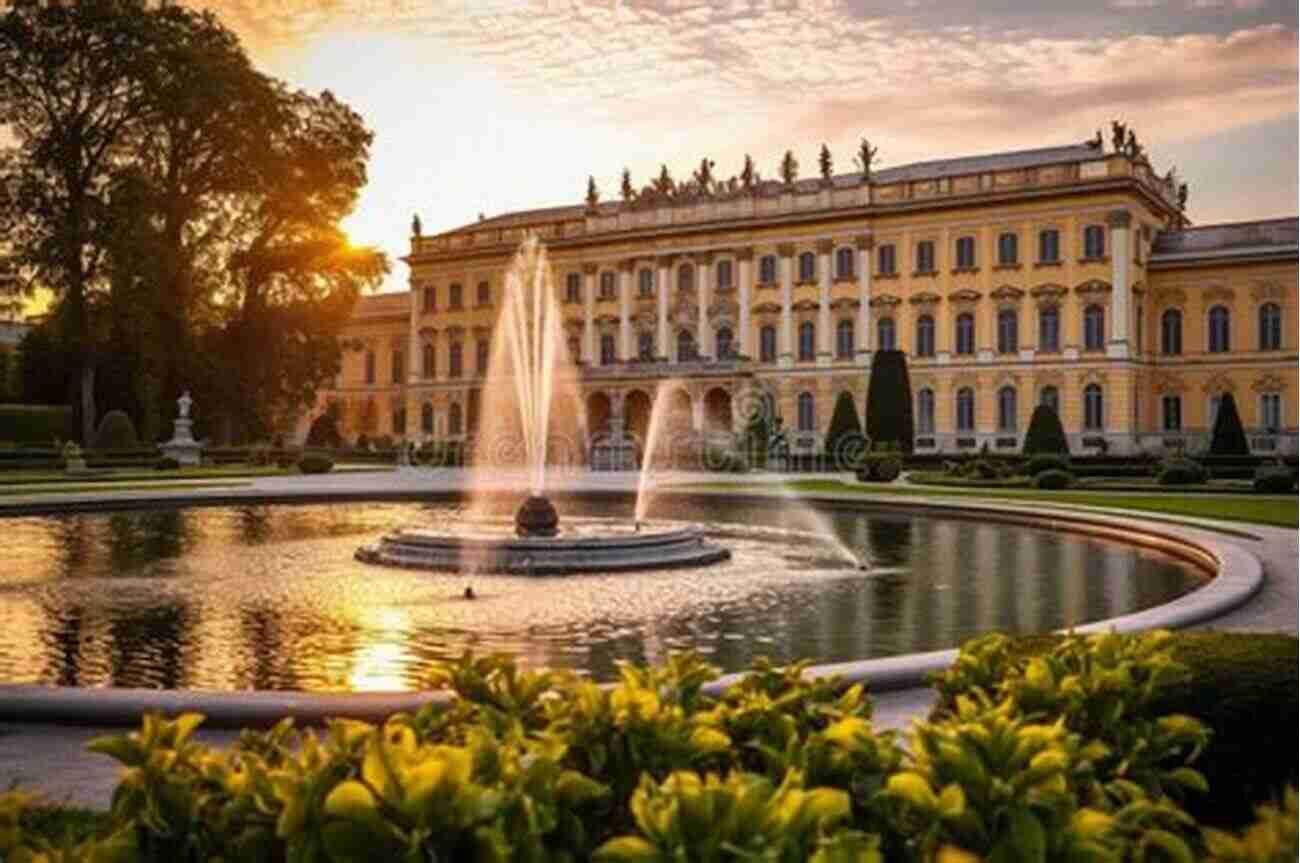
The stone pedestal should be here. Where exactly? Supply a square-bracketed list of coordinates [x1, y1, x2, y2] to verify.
[161, 417, 202, 466]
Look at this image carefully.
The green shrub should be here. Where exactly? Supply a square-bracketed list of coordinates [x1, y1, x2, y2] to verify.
[1024, 453, 1071, 476]
[857, 455, 902, 482]
[306, 410, 343, 449]
[155, 456, 180, 470]
[298, 453, 334, 474]
[865, 350, 914, 454]
[1158, 458, 1208, 486]
[0, 404, 74, 445]
[1209, 392, 1250, 457]
[1035, 468, 1072, 490]
[824, 391, 864, 470]
[1023, 404, 1070, 455]
[1253, 466, 1296, 494]
[355, 432, 370, 450]
[93, 410, 138, 450]
[703, 447, 747, 473]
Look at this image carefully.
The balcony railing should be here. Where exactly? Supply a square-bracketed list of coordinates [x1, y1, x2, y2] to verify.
[581, 356, 754, 378]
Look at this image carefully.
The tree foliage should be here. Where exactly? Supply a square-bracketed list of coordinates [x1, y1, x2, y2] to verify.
[865, 349, 914, 454]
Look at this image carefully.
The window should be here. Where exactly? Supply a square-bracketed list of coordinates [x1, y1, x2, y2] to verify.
[677, 330, 696, 361]
[448, 342, 463, 378]
[716, 260, 733, 289]
[760, 325, 777, 362]
[422, 285, 436, 313]
[391, 349, 404, 384]
[448, 403, 463, 436]
[1208, 394, 1222, 428]
[1208, 306, 1230, 353]
[599, 271, 616, 299]
[1084, 384, 1104, 430]
[715, 326, 733, 359]
[1084, 305, 1105, 350]
[836, 319, 854, 358]
[997, 386, 1017, 432]
[475, 340, 489, 375]
[1039, 306, 1060, 352]
[565, 273, 581, 304]
[421, 402, 434, 434]
[638, 269, 654, 298]
[915, 240, 935, 273]
[955, 313, 975, 355]
[877, 244, 896, 275]
[638, 331, 654, 360]
[916, 315, 935, 357]
[1038, 229, 1060, 263]
[956, 388, 975, 432]
[835, 247, 855, 279]
[449, 283, 463, 310]
[477, 281, 491, 306]
[600, 333, 616, 365]
[1161, 309, 1182, 355]
[1083, 225, 1105, 259]
[997, 309, 1019, 354]
[1040, 386, 1059, 414]
[916, 388, 935, 434]
[876, 317, 896, 351]
[1259, 303, 1282, 350]
[955, 236, 976, 269]
[997, 232, 1018, 265]
[391, 404, 406, 436]
[797, 392, 816, 432]
[798, 252, 816, 282]
[798, 321, 816, 361]
[1162, 395, 1182, 431]
[1260, 393, 1282, 431]
[1135, 307, 1143, 355]
[364, 350, 376, 384]
[422, 344, 435, 379]
[759, 255, 777, 284]
[678, 263, 694, 292]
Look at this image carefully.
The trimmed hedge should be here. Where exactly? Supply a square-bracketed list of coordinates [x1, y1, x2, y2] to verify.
[1158, 458, 1208, 486]
[94, 410, 139, 451]
[1034, 468, 1072, 490]
[1023, 404, 1070, 455]
[155, 457, 180, 470]
[297, 453, 334, 474]
[1253, 465, 1297, 494]
[1024, 453, 1071, 477]
[856, 454, 901, 482]
[0, 404, 74, 446]
[1209, 392, 1250, 456]
[865, 350, 914, 454]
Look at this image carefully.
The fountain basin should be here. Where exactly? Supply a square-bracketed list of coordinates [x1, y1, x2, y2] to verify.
[355, 525, 730, 574]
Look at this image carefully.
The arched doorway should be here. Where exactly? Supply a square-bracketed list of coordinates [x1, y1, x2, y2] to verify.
[624, 390, 652, 445]
[704, 387, 733, 433]
[665, 387, 693, 434]
[587, 392, 612, 439]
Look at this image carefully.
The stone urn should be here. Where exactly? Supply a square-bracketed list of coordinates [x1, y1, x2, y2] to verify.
[515, 495, 560, 538]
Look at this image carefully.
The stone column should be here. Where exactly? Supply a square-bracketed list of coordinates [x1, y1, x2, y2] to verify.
[736, 248, 753, 357]
[407, 285, 420, 385]
[582, 263, 597, 363]
[1106, 209, 1131, 359]
[856, 236, 873, 363]
[656, 256, 672, 360]
[695, 252, 712, 359]
[618, 260, 633, 361]
[778, 243, 795, 368]
[816, 239, 833, 366]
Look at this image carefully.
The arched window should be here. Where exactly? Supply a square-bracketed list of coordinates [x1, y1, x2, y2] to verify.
[448, 403, 463, 436]
[798, 321, 816, 361]
[956, 387, 975, 432]
[449, 283, 463, 309]
[1259, 303, 1283, 350]
[997, 309, 1018, 354]
[759, 325, 777, 362]
[1038, 306, 1060, 352]
[448, 342, 463, 378]
[1083, 384, 1104, 430]
[1040, 386, 1059, 413]
[716, 260, 733, 289]
[420, 402, 434, 434]
[1162, 395, 1182, 431]
[835, 247, 855, 280]
[797, 392, 816, 432]
[1084, 305, 1105, 351]
[638, 330, 655, 360]
[997, 232, 1018, 265]
[391, 404, 406, 435]
[916, 388, 935, 434]
[916, 315, 935, 357]
[997, 386, 1017, 431]
[715, 326, 733, 359]
[638, 269, 654, 297]
[955, 313, 975, 355]
[798, 252, 816, 282]
[876, 317, 896, 351]
[677, 263, 694, 292]
[599, 271, 616, 299]
[1260, 392, 1282, 431]
[565, 273, 581, 304]
[391, 349, 404, 384]
[836, 319, 855, 358]
[759, 255, 777, 284]
[475, 340, 489, 375]
[955, 235, 976, 269]
[1161, 309, 1183, 355]
[1207, 305, 1230, 353]
[1083, 225, 1105, 259]
[422, 285, 436, 313]
[422, 343, 435, 379]
[477, 281, 491, 306]
[677, 329, 696, 361]
[364, 350, 376, 384]
[600, 333, 616, 365]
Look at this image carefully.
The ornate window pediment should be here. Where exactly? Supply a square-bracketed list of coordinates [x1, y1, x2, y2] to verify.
[1250, 281, 1287, 302]
[829, 297, 861, 310]
[1201, 372, 1236, 394]
[948, 288, 982, 304]
[910, 291, 943, 306]
[1154, 287, 1187, 307]
[445, 325, 466, 336]
[1077, 368, 1106, 386]
[754, 301, 782, 314]
[869, 294, 902, 308]
[1031, 284, 1067, 298]
[1034, 370, 1065, 386]
[792, 298, 820, 312]
[990, 285, 1025, 302]
[1074, 279, 1112, 296]
[1202, 285, 1235, 303]
[417, 327, 437, 339]
[1253, 373, 1285, 392]
[1153, 373, 1185, 394]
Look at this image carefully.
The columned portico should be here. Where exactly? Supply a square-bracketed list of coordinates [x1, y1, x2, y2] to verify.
[856, 236, 873, 364]
[1107, 209, 1132, 359]
[736, 248, 753, 357]
[777, 243, 795, 368]
[816, 239, 833, 366]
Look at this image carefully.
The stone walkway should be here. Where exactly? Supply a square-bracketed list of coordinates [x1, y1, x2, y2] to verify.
[0, 469, 1294, 810]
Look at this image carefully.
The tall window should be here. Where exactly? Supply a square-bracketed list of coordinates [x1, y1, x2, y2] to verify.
[1084, 305, 1105, 350]
[997, 309, 1019, 354]
[760, 325, 777, 362]
[638, 331, 654, 360]
[1038, 229, 1060, 263]
[835, 247, 855, 279]
[448, 403, 463, 436]
[391, 404, 406, 435]
[422, 344, 435, 379]
[955, 236, 976, 269]
[798, 321, 816, 361]
[364, 350, 376, 384]
[916, 388, 935, 434]
[678, 263, 694, 292]
[421, 402, 434, 434]
[1084, 384, 1104, 430]
[997, 232, 1018, 265]
[955, 313, 975, 355]
[565, 273, 581, 303]
[1208, 306, 1231, 353]
[876, 317, 896, 351]
[1258, 303, 1282, 350]
[473, 340, 487, 375]
[599, 271, 616, 299]
[677, 330, 695, 361]
[600, 333, 616, 365]
[836, 320, 855, 358]
[477, 281, 491, 306]
[716, 259, 733, 289]
[449, 283, 463, 309]
[448, 343, 463, 378]
[759, 255, 777, 284]
[915, 240, 936, 273]
[1209, 394, 1222, 428]
[1040, 386, 1059, 414]
[797, 392, 816, 432]
[956, 388, 975, 432]
[716, 326, 733, 359]
[1260, 393, 1282, 430]
[422, 285, 436, 312]
[391, 349, 404, 384]
[997, 386, 1017, 431]
[798, 252, 816, 282]
[916, 315, 935, 357]
[1039, 306, 1060, 352]
[877, 244, 896, 275]
[638, 269, 654, 297]
[1161, 309, 1183, 355]
[1162, 395, 1182, 431]
[1083, 225, 1105, 259]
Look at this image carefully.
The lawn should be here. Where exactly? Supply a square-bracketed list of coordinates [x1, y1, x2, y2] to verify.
[0, 480, 248, 496]
[671, 478, 1299, 528]
[0, 463, 393, 487]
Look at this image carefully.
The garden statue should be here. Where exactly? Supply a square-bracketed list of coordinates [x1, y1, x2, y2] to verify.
[178, 390, 192, 419]
[411, 213, 422, 237]
[780, 149, 798, 186]
[161, 390, 202, 466]
[856, 138, 878, 181]
[62, 440, 87, 474]
[620, 168, 635, 201]
[819, 143, 833, 182]
[741, 154, 756, 189]
[585, 176, 599, 210]
[1110, 120, 1126, 153]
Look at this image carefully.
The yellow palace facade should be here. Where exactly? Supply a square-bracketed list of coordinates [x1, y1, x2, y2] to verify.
[303, 133, 1298, 457]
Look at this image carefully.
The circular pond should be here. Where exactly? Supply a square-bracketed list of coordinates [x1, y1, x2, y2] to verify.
[0, 498, 1205, 691]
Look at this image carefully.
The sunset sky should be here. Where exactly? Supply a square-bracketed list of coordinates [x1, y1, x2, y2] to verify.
[215, 0, 1295, 294]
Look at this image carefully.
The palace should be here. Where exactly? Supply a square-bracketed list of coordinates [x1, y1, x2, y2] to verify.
[299, 131, 1298, 458]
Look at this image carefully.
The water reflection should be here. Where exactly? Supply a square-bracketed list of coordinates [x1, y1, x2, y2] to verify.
[0, 501, 1204, 691]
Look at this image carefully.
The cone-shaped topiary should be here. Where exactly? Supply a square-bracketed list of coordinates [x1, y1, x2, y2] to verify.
[93, 409, 138, 450]
[824, 390, 863, 469]
[1023, 404, 1070, 455]
[1208, 392, 1250, 456]
[865, 349, 914, 454]
[306, 411, 342, 448]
